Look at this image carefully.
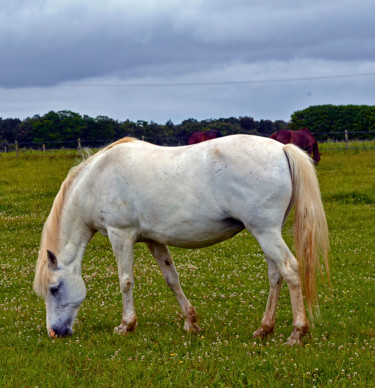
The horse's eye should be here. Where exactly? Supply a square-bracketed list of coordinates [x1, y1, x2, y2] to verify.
[50, 286, 59, 296]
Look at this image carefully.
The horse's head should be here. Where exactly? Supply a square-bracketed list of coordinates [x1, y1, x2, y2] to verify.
[43, 250, 86, 338]
[312, 151, 321, 165]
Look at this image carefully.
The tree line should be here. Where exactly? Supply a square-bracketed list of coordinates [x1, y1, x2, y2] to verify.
[0, 110, 287, 147]
[290, 104, 375, 139]
[1, 104, 374, 147]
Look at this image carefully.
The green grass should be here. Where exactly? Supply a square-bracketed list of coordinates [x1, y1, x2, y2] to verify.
[319, 139, 375, 150]
[1, 149, 374, 387]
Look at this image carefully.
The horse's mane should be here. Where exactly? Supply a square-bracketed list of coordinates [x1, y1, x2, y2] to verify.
[33, 137, 135, 297]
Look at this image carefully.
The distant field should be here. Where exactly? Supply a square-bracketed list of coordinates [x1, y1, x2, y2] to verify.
[0, 147, 374, 387]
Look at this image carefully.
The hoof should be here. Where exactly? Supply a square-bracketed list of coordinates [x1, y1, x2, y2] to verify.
[286, 327, 308, 345]
[286, 334, 301, 346]
[183, 321, 201, 332]
[253, 325, 273, 339]
[114, 322, 137, 335]
[184, 306, 200, 332]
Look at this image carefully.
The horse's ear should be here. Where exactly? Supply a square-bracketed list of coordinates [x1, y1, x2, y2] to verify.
[47, 250, 58, 270]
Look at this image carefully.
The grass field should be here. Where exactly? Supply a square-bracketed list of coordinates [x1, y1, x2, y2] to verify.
[0, 146, 374, 387]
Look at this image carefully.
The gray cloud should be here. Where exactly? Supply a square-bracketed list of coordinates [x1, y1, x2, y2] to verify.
[0, 0, 374, 122]
[2, 0, 375, 87]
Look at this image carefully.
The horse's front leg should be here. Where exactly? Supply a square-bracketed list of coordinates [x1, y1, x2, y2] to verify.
[146, 241, 200, 332]
[108, 227, 137, 335]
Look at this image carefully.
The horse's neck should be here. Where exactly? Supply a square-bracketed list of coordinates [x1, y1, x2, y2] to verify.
[57, 200, 93, 271]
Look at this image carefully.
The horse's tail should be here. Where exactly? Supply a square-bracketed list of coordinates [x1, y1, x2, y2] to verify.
[283, 144, 330, 318]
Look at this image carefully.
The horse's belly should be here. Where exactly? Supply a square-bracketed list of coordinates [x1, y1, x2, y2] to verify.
[138, 217, 245, 248]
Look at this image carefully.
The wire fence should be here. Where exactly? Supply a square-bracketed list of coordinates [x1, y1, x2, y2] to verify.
[1, 131, 375, 157]
[1, 136, 186, 153]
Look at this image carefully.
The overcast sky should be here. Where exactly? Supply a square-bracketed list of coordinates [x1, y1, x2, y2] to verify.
[1, 0, 375, 124]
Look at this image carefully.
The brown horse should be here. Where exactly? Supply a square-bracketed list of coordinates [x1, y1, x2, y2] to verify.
[188, 130, 222, 145]
[270, 128, 321, 164]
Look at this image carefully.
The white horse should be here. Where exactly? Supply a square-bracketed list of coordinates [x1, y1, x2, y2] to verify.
[33, 135, 329, 345]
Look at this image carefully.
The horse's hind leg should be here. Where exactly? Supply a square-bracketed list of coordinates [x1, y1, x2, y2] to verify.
[108, 228, 137, 335]
[253, 260, 283, 338]
[251, 228, 309, 345]
[146, 241, 200, 332]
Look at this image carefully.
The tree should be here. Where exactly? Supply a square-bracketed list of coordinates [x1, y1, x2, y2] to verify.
[0, 118, 21, 143]
[0, 110, 306, 146]
[239, 116, 256, 131]
[165, 119, 174, 129]
[93, 116, 116, 140]
[290, 105, 375, 139]
[258, 119, 274, 134]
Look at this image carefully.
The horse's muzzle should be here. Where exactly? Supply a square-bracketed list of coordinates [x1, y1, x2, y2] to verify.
[49, 326, 73, 338]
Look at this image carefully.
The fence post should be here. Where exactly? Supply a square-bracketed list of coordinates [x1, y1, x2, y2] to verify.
[15, 141, 19, 158]
[78, 138, 82, 156]
[344, 130, 348, 149]
[43, 144, 46, 154]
